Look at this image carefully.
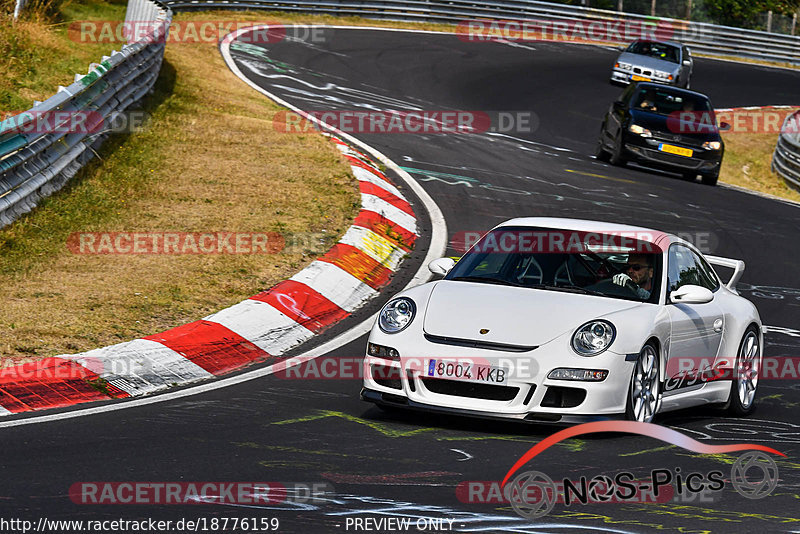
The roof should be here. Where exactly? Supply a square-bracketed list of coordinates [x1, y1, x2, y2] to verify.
[494, 217, 675, 248]
[632, 81, 712, 99]
[629, 39, 683, 48]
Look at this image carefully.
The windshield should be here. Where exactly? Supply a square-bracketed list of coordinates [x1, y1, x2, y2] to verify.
[446, 227, 662, 303]
[626, 41, 680, 63]
[632, 86, 712, 116]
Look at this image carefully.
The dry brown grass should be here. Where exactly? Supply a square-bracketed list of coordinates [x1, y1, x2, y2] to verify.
[719, 111, 800, 203]
[0, 12, 359, 361]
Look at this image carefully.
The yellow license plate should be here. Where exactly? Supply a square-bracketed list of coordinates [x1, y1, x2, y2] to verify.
[631, 75, 651, 82]
[659, 143, 693, 157]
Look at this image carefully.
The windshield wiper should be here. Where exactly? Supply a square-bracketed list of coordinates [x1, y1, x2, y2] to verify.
[529, 284, 606, 296]
[450, 276, 521, 287]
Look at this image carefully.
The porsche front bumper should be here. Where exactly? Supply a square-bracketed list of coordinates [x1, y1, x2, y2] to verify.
[361, 328, 638, 422]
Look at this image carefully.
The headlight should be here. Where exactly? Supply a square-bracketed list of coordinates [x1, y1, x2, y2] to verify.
[378, 297, 416, 333]
[571, 320, 616, 356]
[703, 141, 722, 150]
[628, 124, 652, 138]
[617, 62, 632, 71]
[655, 70, 670, 79]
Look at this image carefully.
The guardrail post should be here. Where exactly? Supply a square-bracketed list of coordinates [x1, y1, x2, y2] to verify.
[766, 10, 773, 32]
[13, 0, 25, 21]
[650, 0, 656, 17]
[792, 12, 797, 35]
[685, 0, 692, 21]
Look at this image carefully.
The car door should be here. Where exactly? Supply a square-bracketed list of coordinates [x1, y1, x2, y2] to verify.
[604, 83, 635, 143]
[665, 244, 724, 392]
[681, 46, 693, 82]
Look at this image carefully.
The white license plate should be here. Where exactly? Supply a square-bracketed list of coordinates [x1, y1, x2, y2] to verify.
[425, 359, 508, 384]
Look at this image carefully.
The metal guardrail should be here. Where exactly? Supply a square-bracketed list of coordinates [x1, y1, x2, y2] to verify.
[162, 0, 800, 65]
[0, 0, 172, 229]
[772, 111, 800, 192]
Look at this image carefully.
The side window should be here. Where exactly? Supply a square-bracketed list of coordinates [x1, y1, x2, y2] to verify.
[668, 245, 719, 292]
[694, 253, 720, 290]
[619, 83, 636, 105]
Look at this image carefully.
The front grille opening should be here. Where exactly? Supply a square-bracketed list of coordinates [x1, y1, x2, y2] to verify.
[406, 370, 416, 392]
[421, 378, 519, 401]
[540, 386, 587, 408]
[523, 385, 537, 406]
[524, 413, 562, 422]
[371, 364, 402, 390]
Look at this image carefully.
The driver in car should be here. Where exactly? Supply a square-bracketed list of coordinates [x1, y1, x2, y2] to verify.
[612, 254, 654, 299]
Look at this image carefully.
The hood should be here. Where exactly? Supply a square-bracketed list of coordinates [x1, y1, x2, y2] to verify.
[630, 109, 721, 142]
[618, 52, 679, 73]
[423, 281, 641, 347]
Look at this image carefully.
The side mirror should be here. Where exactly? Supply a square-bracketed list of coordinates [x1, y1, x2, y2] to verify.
[670, 284, 714, 305]
[719, 121, 731, 132]
[682, 59, 691, 66]
[613, 100, 625, 111]
[428, 257, 455, 276]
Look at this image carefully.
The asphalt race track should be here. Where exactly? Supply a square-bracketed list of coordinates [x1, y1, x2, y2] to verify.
[2, 27, 800, 534]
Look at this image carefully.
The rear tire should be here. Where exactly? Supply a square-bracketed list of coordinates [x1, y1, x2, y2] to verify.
[625, 342, 661, 423]
[728, 327, 761, 417]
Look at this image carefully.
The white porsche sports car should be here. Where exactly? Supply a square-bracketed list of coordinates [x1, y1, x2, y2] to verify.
[361, 218, 762, 423]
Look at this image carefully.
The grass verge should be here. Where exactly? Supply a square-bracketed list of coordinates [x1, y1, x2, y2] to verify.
[0, 3, 359, 362]
[719, 116, 800, 202]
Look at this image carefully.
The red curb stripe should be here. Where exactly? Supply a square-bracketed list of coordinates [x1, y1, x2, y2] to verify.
[145, 320, 271, 375]
[353, 210, 416, 251]
[0, 135, 417, 417]
[0, 358, 114, 413]
[337, 144, 373, 164]
[250, 280, 349, 334]
[318, 243, 393, 289]
[359, 182, 415, 217]
[344, 154, 387, 180]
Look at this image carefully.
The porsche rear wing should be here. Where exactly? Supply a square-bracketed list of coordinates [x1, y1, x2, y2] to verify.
[705, 255, 745, 293]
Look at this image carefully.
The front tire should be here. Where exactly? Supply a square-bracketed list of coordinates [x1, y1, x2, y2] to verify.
[728, 327, 761, 416]
[626, 342, 661, 423]
[609, 131, 627, 166]
[701, 172, 719, 186]
[595, 138, 611, 162]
